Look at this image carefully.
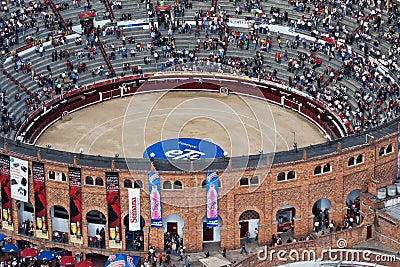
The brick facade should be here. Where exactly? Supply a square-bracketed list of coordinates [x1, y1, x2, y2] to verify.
[0, 133, 398, 258]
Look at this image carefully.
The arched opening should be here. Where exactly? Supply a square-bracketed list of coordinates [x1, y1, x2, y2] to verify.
[348, 157, 355, 166]
[356, 154, 363, 164]
[386, 144, 393, 153]
[124, 215, 145, 251]
[287, 171, 296, 180]
[17, 201, 34, 236]
[379, 147, 386, 156]
[201, 216, 222, 251]
[50, 205, 69, 243]
[314, 166, 322, 175]
[173, 180, 183, 189]
[163, 181, 172, 190]
[58, 172, 67, 182]
[163, 214, 184, 250]
[95, 177, 104, 186]
[124, 179, 132, 188]
[86, 210, 106, 248]
[239, 210, 260, 244]
[276, 205, 296, 233]
[134, 180, 143, 189]
[346, 190, 361, 206]
[48, 171, 55, 180]
[346, 189, 362, 226]
[85, 176, 94, 185]
[277, 172, 286, 181]
[250, 176, 259, 185]
[312, 198, 331, 233]
[240, 177, 249, 186]
[323, 163, 331, 173]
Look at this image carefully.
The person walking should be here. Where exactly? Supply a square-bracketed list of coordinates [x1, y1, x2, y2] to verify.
[240, 243, 248, 255]
[245, 231, 251, 243]
[254, 228, 258, 241]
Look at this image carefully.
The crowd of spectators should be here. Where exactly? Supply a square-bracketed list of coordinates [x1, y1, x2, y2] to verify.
[1, 0, 400, 138]
[214, 0, 400, 133]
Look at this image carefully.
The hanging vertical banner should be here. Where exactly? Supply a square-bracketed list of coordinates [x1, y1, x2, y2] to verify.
[106, 172, 122, 249]
[10, 156, 29, 202]
[0, 155, 12, 231]
[33, 162, 48, 239]
[148, 172, 162, 228]
[69, 167, 83, 244]
[206, 171, 219, 227]
[397, 132, 400, 181]
[128, 188, 141, 231]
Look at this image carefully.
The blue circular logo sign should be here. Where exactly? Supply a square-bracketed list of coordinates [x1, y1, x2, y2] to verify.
[143, 138, 224, 160]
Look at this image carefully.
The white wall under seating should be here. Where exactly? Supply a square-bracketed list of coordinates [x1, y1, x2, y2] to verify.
[88, 223, 106, 236]
[50, 208, 68, 233]
[316, 198, 331, 211]
[163, 214, 184, 238]
[239, 219, 259, 238]
[18, 202, 33, 222]
[201, 216, 222, 242]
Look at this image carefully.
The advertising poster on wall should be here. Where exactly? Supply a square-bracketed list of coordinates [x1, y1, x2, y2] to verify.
[106, 172, 122, 249]
[128, 188, 141, 231]
[10, 156, 29, 202]
[206, 171, 219, 227]
[148, 172, 162, 228]
[397, 132, 400, 181]
[0, 155, 12, 231]
[33, 162, 48, 239]
[69, 167, 83, 244]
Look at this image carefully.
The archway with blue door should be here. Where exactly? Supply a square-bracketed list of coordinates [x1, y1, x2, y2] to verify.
[124, 215, 145, 251]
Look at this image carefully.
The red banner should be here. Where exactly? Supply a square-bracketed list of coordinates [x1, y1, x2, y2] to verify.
[106, 172, 122, 248]
[33, 162, 48, 238]
[155, 4, 171, 10]
[69, 167, 83, 243]
[78, 11, 95, 19]
[0, 155, 12, 230]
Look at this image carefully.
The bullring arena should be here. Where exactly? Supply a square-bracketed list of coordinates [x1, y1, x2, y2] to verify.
[0, 0, 399, 266]
[35, 90, 326, 157]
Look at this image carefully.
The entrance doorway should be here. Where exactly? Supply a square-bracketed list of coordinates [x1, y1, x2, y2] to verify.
[202, 222, 214, 242]
[167, 222, 178, 235]
[239, 221, 248, 238]
[367, 225, 372, 239]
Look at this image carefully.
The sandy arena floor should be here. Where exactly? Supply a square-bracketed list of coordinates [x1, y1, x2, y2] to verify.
[36, 91, 326, 158]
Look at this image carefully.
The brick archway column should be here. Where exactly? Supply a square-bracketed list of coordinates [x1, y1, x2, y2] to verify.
[47, 216, 53, 241]
[148, 227, 164, 251]
[221, 193, 236, 250]
[82, 223, 88, 247]
[143, 227, 149, 250]
[121, 227, 127, 250]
